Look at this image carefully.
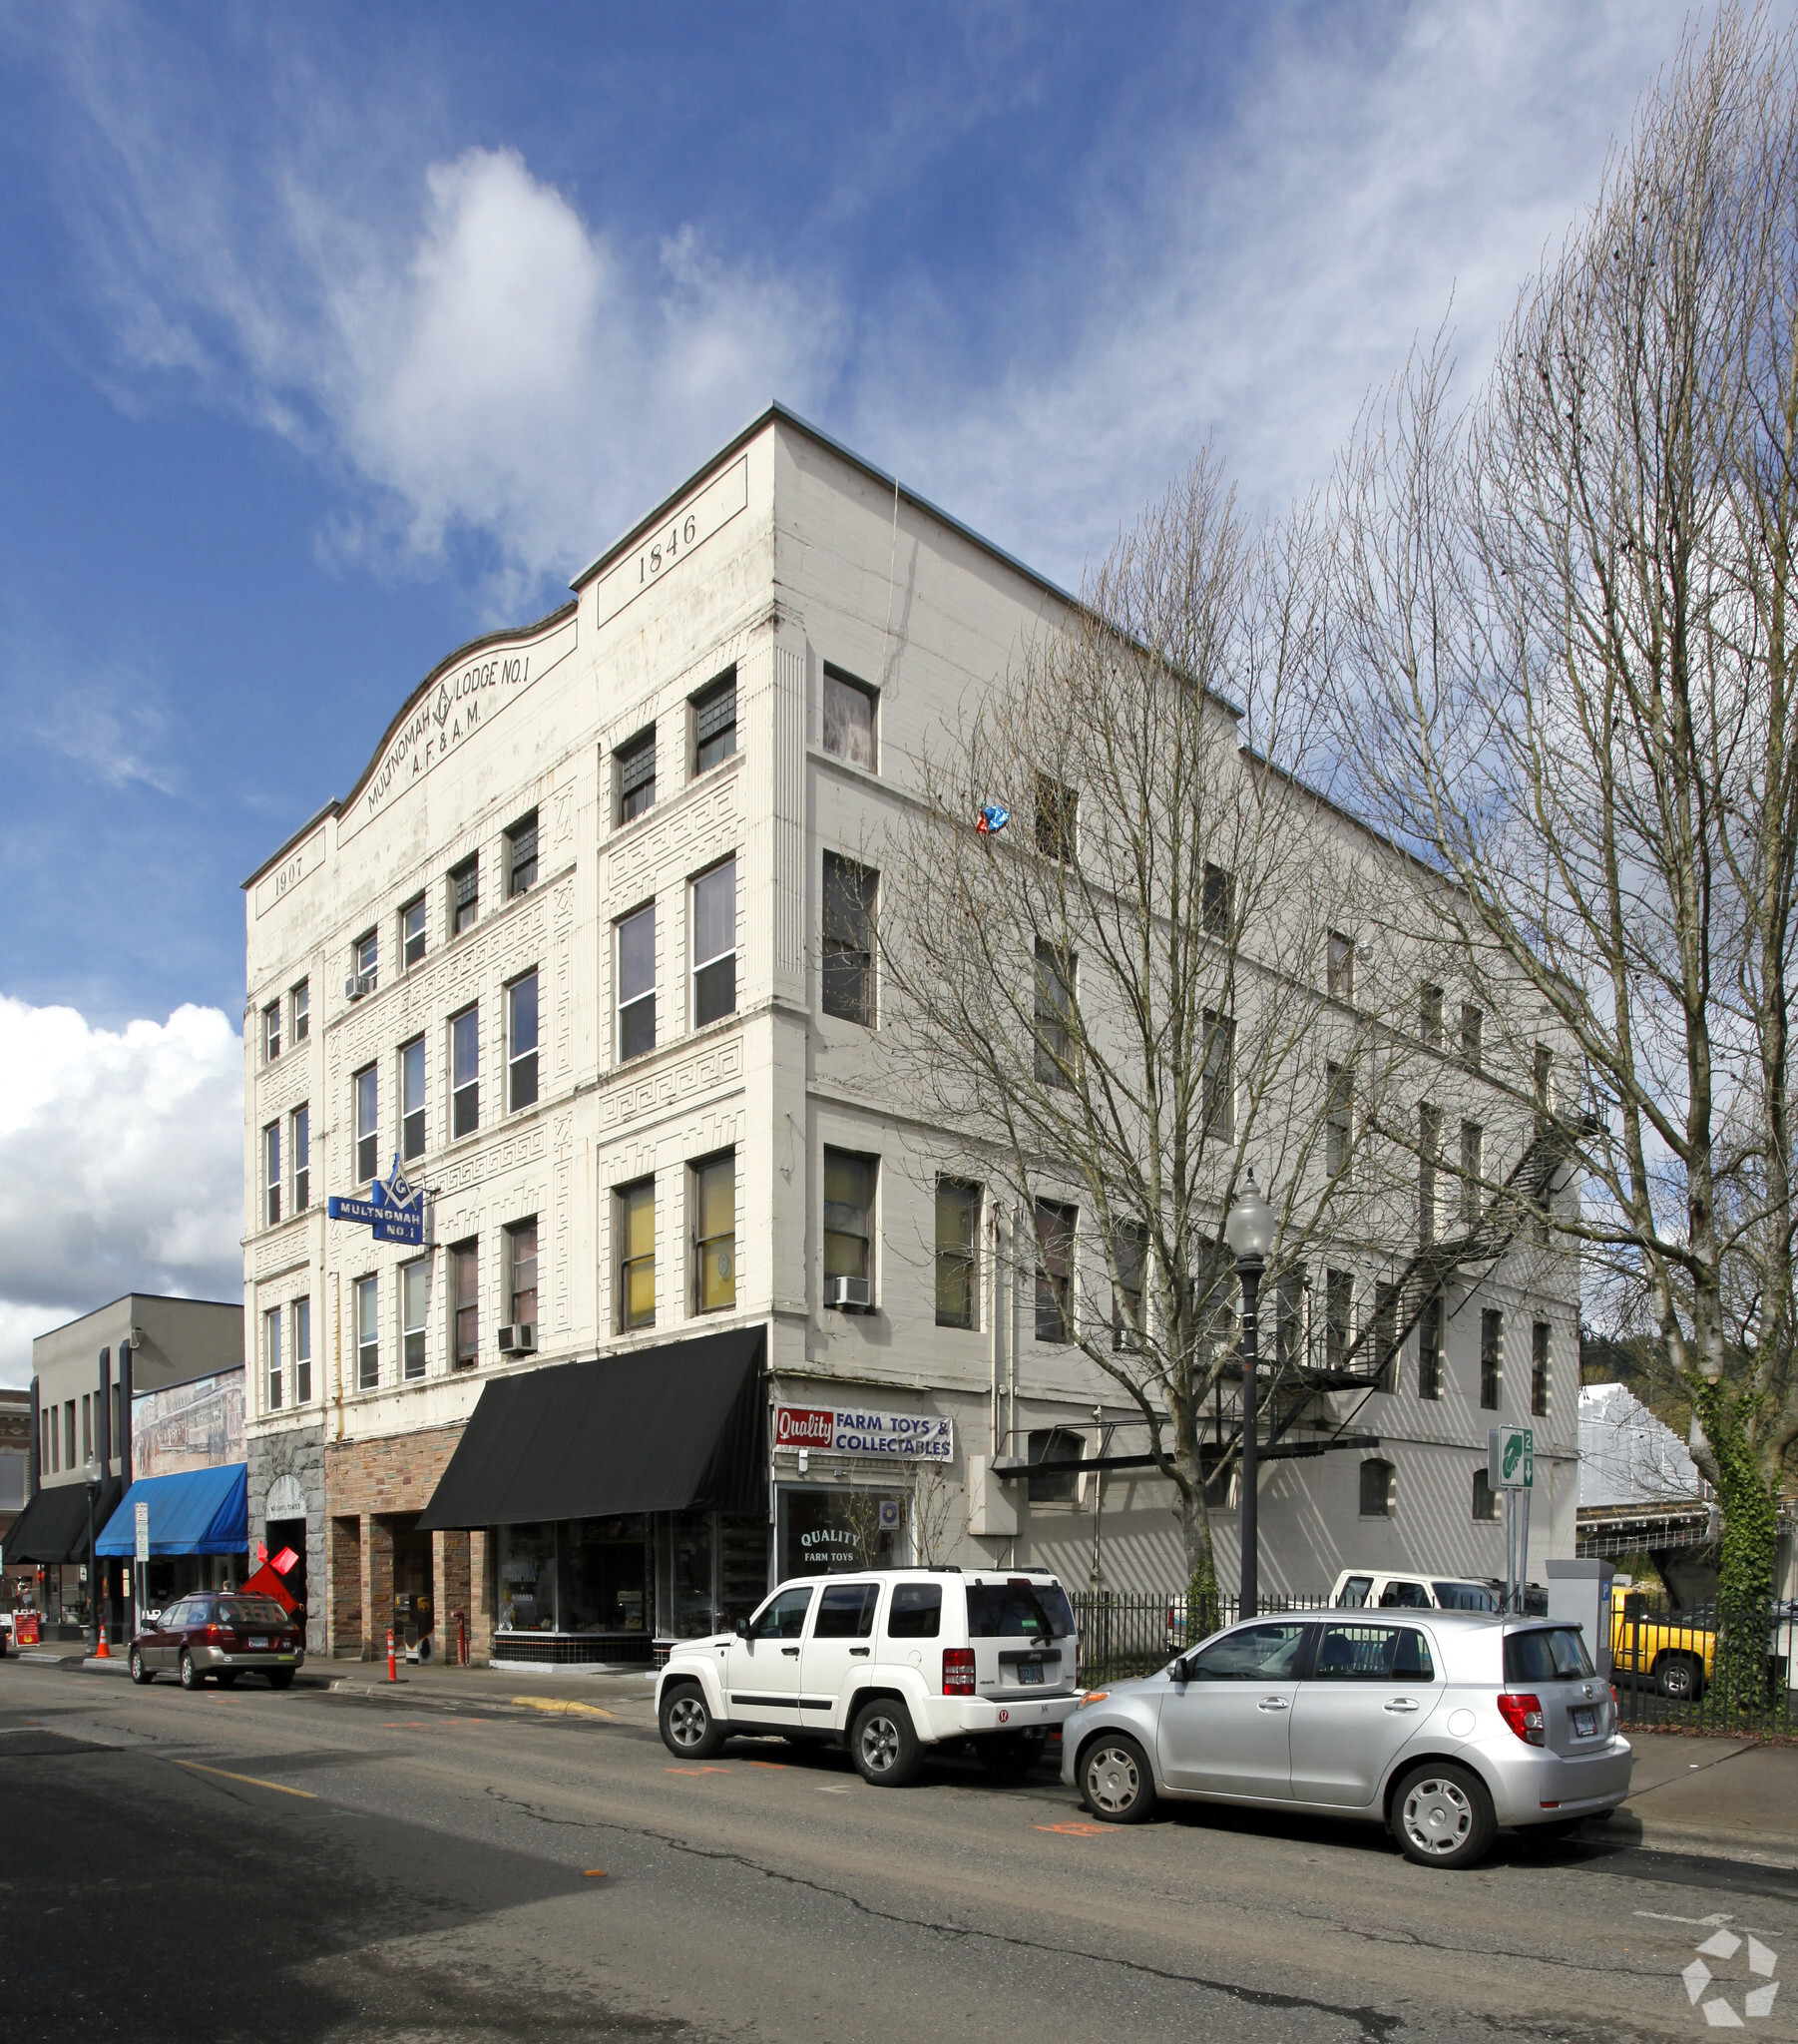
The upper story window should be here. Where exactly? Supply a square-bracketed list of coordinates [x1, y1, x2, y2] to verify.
[691, 857, 737, 1026]
[262, 1121, 281, 1228]
[291, 979, 309, 1042]
[400, 1037, 426, 1161]
[262, 1001, 281, 1063]
[1034, 1200, 1077, 1343]
[507, 810, 538, 897]
[264, 1305, 282, 1413]
[354, 1066, 378, 1184]
[1532, 1320, 1551, 1417]
[1202, 1010, 1234, 1141]
[1460, 1119, 1484, 1226]
[1461, 1001, 1484, 1071]
[822, 666, 877, 771]
[1202, 863, 1233, 941]
[402, 1260, 430, 1381]
[291, 1104, 309, 1213]
[1325, 1061, 1352, 1177]
[823, 1149, 876, 1291]
[451, 1006, 480, 1139]
[452, 1240, 479, 1368]
[1534, 1043, 1555, 1132]
[353, 930, 378, 994]
[1033, 941, 1076, 1086]
[1420, 983, 1444, 1048]
[935, 1179, 980, 1330]
[1112, 1221, 1147, 1351]
[508, 1217, 539, 1328]
[293, 1296, 311, 1404]
[507, 971, 539, 1112]
[450, 856, 479, 937]
[1419, 1103, 1442, 1245]
[355, 1274, 379, 1391]
[1417, 1291, 1444, 1399]
[618, 1178, 656, 1331]
[1028, 1425, 1086, 1504]
[401, 895, 426, 969]
[617, 728, 656, 823]
[692, 669, 737, 773]
[822, 854, 876, 1026]
[1034, 773, 1078, 862]
[617, 904, 656, 1062]
[693, 1153, 736, 1312]
[1327, 930, 1355, 1002]
[1481, 1308, 1504, 1409]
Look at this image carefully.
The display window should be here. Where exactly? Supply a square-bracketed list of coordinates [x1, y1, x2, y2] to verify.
[776, 1485, 907, 1581]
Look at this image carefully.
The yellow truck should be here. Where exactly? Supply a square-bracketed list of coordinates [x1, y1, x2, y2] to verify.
[1608, 1584, 1715, 1701]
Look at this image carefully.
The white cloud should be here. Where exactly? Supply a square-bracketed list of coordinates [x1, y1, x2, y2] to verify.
[856, 3, 1700, 578]
[0, 998, 243, 1387]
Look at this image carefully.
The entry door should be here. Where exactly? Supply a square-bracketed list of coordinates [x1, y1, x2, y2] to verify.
[723, 1584, 814, 1727]
[1157, 1621, 1310, 1799]
[1288, 1623, 1440, 1806]
[799, 1581, 879, 1730]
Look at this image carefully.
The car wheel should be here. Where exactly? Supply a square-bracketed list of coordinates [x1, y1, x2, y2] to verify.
[660, 1683, 726, 1759]
[267, 1669, 294, 1691]
[1390, 1762, 1496, 1868]
[977, 1733, 1046, 1782]
[178, 1650, 201, 1692]
[850, 1698, 923, 1787]
[1655, 1654, 1701, 1702]
[1081, 1735, 1157, 1823]
[129, 1646, 153, 1686]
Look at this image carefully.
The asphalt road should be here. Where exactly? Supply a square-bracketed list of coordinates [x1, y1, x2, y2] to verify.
[1, 1661, 1790, 2044]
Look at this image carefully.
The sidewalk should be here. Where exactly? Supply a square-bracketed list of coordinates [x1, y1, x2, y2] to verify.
[1606, 1731, 1798, 1866]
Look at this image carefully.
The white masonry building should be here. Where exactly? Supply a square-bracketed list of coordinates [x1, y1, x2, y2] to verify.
[240, 407, 1578, 1666]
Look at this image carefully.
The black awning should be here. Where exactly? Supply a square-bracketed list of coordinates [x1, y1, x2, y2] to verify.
[417, 1326, 765, 1533]
[5, 1478, 119, 1565]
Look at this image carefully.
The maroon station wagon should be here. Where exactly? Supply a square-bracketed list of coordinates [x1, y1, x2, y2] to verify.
[130, 1594, 304, 1691]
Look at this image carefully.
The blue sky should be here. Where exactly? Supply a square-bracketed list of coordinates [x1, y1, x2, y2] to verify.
[0, 1, 1709, 1374]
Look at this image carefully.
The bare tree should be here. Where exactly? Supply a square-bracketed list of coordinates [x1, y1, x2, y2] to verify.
[1330, 7, 1798, 1600]
[882, 457, 1426, 1613]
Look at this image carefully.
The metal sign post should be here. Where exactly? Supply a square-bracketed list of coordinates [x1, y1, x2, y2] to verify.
[1489, 1425, 1535, 1614]
[135, 1501, 149, 1635]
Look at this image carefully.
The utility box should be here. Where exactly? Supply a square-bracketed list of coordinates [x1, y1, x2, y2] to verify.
[967, 1455, 1019, 1538]
[1546, 1557, 1614, 1680]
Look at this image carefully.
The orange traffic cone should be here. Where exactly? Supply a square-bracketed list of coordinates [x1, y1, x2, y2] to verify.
[94, 1628, 110, 1659]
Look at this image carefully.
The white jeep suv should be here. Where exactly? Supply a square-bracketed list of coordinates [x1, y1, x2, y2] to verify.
[655, 1567, 1083, 1786]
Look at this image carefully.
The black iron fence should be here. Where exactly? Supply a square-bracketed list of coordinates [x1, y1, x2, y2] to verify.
[1070, 1587, 1797, 1736]
[1610, 1596, 1796, 1736]
[1071, 1590, 1334, 1685]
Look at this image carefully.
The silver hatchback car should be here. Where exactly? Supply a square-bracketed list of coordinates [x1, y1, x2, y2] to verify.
[1062, 1610, 1630, 1867]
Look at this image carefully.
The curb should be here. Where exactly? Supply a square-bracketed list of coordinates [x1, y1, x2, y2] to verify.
[80, 1657, 132, 1677]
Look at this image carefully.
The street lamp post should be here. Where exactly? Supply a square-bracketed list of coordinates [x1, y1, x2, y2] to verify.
[1223, 1170, 1276, 1621]
[83, 1454, 103, 1656]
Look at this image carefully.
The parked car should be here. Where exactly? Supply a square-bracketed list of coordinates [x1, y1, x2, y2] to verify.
[130, 1593, 304, 1690]
[656, 1567, 1082, 1785]
[1332, 1569, 1503, 1613]
[1607, 1584, 1715, 1701]
[1064, 1609, 1630, 1868]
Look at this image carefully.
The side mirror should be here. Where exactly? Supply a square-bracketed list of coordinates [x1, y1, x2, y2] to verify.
[735, 1617, 754, 1641]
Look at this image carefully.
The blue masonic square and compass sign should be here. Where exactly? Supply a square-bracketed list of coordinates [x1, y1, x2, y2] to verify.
[328, 1156, 431, 1246]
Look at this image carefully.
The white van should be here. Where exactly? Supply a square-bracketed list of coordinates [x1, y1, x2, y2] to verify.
[1331, 1568, 1501, 1612]
[655, 1567, 1083, 1786]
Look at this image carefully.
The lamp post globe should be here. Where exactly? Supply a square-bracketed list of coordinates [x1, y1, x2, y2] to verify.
[1224, 1170, 1276, 1619]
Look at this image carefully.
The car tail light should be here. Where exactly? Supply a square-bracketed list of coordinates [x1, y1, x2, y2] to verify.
[942, 1647, 976, 1696]
[1497, 1692, 1546, 1746]
[205, 1623, 222, 1642]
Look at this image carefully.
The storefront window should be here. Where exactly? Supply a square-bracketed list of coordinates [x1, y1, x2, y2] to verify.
[670, 1512, 714, 1638]
[776, 1486, 906, 1581]
[564, 1516, 649, 1634]
[496, 1522, 557, 1633]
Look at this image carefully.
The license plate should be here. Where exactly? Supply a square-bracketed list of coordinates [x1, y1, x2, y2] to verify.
[248, 1636, 268, 1649]
[1017, 1661, 1044, 1686]
[1572, 1706, 1596, 1737]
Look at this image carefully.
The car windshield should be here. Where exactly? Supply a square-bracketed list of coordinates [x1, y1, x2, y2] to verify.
[1433, 1581, 1500, 1612]
[218, 1598, 287, 1627]
[1504, 1626, 1595, 1683]
[966, 1582, 1074, 1640]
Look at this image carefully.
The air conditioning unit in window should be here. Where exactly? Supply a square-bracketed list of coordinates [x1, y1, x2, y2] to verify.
[823, 1277, 873, 1312]
[497, 1323, 537, 1354]
[344, 972, 375, 1002]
